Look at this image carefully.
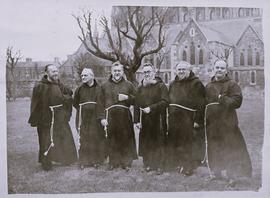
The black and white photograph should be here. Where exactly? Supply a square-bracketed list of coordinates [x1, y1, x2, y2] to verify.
[1, 0, 270, 197]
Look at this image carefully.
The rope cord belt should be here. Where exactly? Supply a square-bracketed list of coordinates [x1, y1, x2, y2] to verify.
[44, 104, 63, 156]
[77, 101, 97, 151]
[201, 102, 220, 178]
[104, 104, 129, 138]
[166, 103, 197, 132]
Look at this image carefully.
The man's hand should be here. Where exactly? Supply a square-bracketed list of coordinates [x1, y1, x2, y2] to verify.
[135, 123, 142, 129]
[193, 122, 200, 129]
[142, 107, 151, 114]
[118, 94, 129, 101]
[101, 119, 108, 127]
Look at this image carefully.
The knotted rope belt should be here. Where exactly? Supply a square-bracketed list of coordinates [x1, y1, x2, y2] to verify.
[201, 102, 220, 178]
[166, 103, 197, 132]
[44, 104, 63, 156]
[104, 104, 129, 138]
[77, 101, 97, 151]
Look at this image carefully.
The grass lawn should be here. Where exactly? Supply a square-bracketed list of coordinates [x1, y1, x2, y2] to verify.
[6, 96, 264, 193]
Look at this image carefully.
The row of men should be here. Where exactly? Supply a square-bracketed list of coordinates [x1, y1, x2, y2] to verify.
[28, 60, 252, 180]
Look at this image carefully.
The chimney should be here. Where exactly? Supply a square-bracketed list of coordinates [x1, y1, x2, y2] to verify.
[54, 57, 60, 63]
[26, 58, 32, 62]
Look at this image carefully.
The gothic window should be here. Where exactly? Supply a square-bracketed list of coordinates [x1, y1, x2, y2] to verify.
[182, 50, 187, 61]
[183, 13, 188, 22]
[164, 73, 168, 84]
[256, 52, 260, 65]
[246, 9, 250, 17]
[199, 49, 204, 64]
[190, 42, 195, 65]
[234, 71, 239, 83]
[248, 47, 252, 65]
[189, 28, 195, 37]
[223, 8, 230, 19]
[240, 52, 245, 66]
[238, 8, 245, 17]
[210, 9, 214, 20]
[250, 70, 256, 85]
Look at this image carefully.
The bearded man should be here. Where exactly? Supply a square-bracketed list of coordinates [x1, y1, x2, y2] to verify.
[28, 64, 77, 171]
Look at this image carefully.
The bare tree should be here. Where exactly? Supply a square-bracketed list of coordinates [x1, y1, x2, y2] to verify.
[73, 6, 167, 83]
[210, 46, 233, 64]
[6, 46, 22, 101]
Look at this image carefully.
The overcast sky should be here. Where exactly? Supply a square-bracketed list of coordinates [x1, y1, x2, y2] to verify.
[1, 0, 112, 61]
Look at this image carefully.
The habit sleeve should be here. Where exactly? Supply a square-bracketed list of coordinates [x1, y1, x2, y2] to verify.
[148, 83, 169, 113]
[193, 80, 206, 126]
[218, 82, 242, 109]
[28, 83, 42, 127]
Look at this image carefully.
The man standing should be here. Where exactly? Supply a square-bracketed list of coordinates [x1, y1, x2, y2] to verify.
[99, 61, 137, 170]
[205, 59, 252, 182]
[167, 61, 205, 176]
[134, 63, 169, 175]
[28, 64, 77, 171]
[73, 68, 106, 169]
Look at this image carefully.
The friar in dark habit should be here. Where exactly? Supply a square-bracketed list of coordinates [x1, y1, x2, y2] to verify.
[28, 64, 77, 171]
[99, 61, 137, 171]
[73, 68, 106, 170]
[166, 61, 206, 176]
[134, 63, 169, 175]
[205, 59, 252, 184]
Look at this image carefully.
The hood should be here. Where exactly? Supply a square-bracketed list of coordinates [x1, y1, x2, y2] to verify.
[174, 71, 197, 82]
[211, 74, 231, 83]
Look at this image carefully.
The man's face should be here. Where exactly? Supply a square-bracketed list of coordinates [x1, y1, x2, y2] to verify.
[46, 65, 59, 82]
[175, 63, 190, 80]
[214, 61, 227, 79]
[143, 66, 155, 82]
[111, 65, 124, 81]
[81, 68, 94, 84]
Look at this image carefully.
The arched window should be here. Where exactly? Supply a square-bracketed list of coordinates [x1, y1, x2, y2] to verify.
[248, 47, 252, 65]
[164, 73, 168, 84]
[223, 8, 230, 19]
[256, 52, 260, 65]
[234, 71, 239, 83]
[190, 42, 195, 65]
[210, 9, 214, 20]
[250, 70, 256, 85]
[240, 52, 245, 66]
[199, 49, 203, 64]
[238, 8, 245, 17]
[246, 9, 250, 17]
[183, 13, 188, 22]
[182, 50, 187, 61]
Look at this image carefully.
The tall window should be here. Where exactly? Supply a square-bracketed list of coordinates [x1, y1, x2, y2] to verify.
[210, 9, 214, 20]
[256, 52, 260, 65]
[240, 52, 245, 65]
[164, 73, 168, 84]
[182, 50, 187, 61]
[199, 49, 203, 64]
[183, 13, 188, 22]
[234, 71, 239, 83]
[190, 42, 195, 65]
[250, 70, 256, 85]
[223, 8, 230, 19]
[248, 47, 252, 65]
[238, 8, 245, 17]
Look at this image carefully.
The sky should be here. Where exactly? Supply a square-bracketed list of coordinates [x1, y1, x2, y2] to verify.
[1, 0, 112, 62]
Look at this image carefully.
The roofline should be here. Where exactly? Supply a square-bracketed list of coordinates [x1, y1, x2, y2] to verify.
[236, 24, 263, 46]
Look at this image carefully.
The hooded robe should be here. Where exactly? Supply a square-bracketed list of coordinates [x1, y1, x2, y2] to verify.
[167, 72, 205, 171]
[205, 75, 252, 178]
[134, 77, 169, 170]
[99, 76, 137, 167]
[73, 80, 106, 166]
[28, 76, 77, 165]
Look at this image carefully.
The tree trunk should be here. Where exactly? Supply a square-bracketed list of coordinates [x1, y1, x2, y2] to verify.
[125, 70, 138, 86]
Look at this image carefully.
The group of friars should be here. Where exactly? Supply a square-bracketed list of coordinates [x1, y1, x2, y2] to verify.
[28, 59, 252, 183]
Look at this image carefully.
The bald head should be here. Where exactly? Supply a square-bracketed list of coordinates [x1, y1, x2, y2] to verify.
[81, 68, 94, 84]
[175, 61, 192, 80]
[213, 59, 228, 80]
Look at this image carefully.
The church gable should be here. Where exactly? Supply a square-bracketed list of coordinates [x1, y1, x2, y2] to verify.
[236, 25, 263, 48]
